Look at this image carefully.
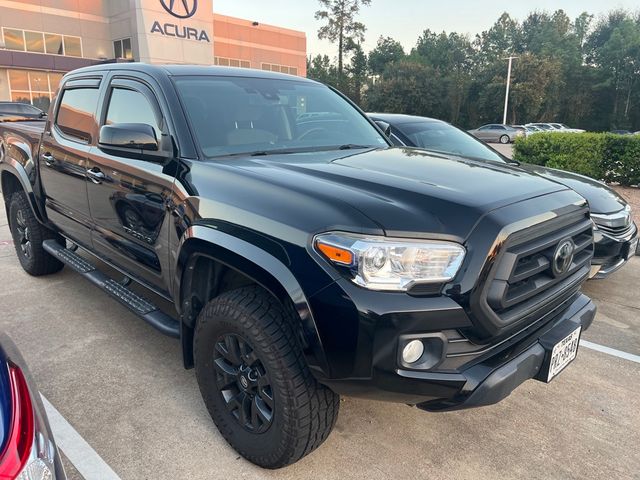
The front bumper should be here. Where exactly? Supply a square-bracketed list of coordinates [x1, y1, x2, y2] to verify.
[590, 225, 638, 279]
[319, 292, 596, 411]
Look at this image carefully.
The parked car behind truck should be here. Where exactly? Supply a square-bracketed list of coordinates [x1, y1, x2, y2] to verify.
[369, 113, 639, 278]
[0, 333, 66, 479]
[1, 64, 597, 468]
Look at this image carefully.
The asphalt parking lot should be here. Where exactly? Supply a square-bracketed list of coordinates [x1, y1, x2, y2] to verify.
[0, 193, 639, 480]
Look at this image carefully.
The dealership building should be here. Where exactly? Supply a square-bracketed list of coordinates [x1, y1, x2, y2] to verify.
[0, 0, 307, 110]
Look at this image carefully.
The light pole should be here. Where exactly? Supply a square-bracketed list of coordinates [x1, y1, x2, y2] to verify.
[502, 56, 518, 125]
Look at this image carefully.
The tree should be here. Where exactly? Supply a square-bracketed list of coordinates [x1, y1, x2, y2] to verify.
[588, 12, 640, 127]
[364, 60, 445, 117]
[346, 43, 368, 104]
[307, 54, 338, 87]
[413, 31, 474, 123]
[315, 0, 372, 84]
[474, 13, 521, 64]
[357, 7, 640, 131]
[368, 36, 405, 75]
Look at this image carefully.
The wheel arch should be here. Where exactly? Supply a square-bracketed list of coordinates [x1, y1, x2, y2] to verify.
[0, 139, 45, 223]
[0, 168, 43, 226]
[175, 225, 330, 378]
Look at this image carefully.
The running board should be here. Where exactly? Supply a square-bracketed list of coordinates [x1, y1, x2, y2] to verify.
[42, 240, 180, 338]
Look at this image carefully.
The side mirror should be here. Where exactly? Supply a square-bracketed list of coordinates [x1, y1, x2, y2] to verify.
[98, 123, 159, 152]
[39, 111, 47, 118]
[374, 120, 391, 137]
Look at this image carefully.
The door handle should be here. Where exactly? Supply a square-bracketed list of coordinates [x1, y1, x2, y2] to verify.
[86, 167, 105, 184]
[41, 153, 55, 167]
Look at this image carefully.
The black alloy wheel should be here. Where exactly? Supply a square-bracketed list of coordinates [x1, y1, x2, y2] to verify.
[214, 333, 274, 434]
[8, 191, 64, 276]
[13, 207, 32, 260]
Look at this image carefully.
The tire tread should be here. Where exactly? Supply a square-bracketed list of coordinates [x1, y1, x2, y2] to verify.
[194, 286, 339, 468]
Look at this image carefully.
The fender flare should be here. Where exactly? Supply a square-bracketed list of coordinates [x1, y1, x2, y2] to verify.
[0, 137, 46, 223]
[175, 225, 331, 378]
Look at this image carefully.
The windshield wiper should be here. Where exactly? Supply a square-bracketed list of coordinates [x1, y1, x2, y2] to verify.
[338, 144, 376, 150]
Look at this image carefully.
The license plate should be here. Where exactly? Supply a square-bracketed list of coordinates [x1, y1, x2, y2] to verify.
[547, 327, 581, 382]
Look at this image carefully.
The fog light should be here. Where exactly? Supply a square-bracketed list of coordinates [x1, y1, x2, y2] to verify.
[402, 340, 424, 364]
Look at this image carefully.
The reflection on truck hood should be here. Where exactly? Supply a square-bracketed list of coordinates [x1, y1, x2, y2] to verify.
[518, 164, 627, 215]
[227, 147, 568, 241]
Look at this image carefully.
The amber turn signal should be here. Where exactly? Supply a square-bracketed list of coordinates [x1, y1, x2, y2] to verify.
[316, 241, 354, 265]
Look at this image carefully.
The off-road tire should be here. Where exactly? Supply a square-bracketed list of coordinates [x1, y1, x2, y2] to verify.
[194, 286, 340, 468]
[8, 191, 64, 276]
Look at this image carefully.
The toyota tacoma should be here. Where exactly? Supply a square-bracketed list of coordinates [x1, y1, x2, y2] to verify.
[0, 64, 596, 468]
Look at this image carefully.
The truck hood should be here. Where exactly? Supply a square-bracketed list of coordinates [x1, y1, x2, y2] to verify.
[518, 163, 627, 215]
[228, 147, 568, 241]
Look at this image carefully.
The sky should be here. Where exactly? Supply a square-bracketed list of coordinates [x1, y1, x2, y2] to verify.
[214, 0, 639, 57]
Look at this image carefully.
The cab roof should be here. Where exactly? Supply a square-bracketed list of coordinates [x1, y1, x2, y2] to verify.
[66, 62, 319, 83]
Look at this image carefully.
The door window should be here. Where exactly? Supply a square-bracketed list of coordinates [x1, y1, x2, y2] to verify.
[105, 88, 162, 139]
[55, 88, 99, 142]
[0, 104, 20, 114]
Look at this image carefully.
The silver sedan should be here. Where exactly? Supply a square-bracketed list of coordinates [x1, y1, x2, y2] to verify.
[467, 124, 524, 144]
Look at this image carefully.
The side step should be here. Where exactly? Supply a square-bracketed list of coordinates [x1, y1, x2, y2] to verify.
[43, 240, 180, 338]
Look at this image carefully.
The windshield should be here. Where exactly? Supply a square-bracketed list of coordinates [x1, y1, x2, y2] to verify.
[397, 121, 505, 162]
[173, 76, 388, 158]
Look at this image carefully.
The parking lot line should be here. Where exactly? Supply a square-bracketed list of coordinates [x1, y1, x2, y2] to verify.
[580, 340, 640, 364]
[41, 395, 122, 480]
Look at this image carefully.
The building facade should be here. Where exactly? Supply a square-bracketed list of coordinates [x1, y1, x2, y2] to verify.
[0, 0, 307, 111]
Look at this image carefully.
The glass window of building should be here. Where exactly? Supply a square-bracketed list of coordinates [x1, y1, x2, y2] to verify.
[49, 73, 64, 92]
[24, 31, 45, 53]
[63, 36, 82, 57]
[28, 72, 50, 111]
[8, 70, 29, 91]
[3, 28, 24, 51]
[261, 63, 297, 75]
[2, 28, 81, 57]
[7, 70, 65, 112]
[214, 57, 251, 69]
[28, 71, 48, 92]
[113, 38, 133, 60]
[45, 33, 64, 55]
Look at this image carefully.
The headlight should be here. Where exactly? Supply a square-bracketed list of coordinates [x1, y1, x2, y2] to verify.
[314, 233, 466, 291]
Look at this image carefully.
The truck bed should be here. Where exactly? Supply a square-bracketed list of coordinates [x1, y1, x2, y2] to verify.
[0, 120, 45, 161]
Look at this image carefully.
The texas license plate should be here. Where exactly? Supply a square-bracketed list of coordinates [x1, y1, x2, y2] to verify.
[547, 327, 581, 382]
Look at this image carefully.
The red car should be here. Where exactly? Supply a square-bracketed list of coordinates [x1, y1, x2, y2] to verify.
[0, 333, 65, 479]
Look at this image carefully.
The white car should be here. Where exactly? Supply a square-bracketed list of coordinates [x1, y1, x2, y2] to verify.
[549, 123, 585, 133]
[512, 125, 543, 137]
[526, 122, 584, 133]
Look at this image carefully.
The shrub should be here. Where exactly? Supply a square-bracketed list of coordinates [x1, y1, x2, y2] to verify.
[513, 132, 640, 186]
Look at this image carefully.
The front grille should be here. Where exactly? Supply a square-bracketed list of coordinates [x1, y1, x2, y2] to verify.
[597, 222, 635, 238]
[471, 211, 594, 336]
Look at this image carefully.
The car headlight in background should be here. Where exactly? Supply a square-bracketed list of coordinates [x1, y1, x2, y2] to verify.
[314, 233, 466, 291]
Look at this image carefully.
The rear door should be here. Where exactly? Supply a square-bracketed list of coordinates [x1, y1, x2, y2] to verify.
[38, 78, 101, 247]
[86, 75, 177, 295]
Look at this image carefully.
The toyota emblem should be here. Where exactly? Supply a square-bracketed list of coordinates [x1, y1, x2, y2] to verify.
[552, 239, 575, 277]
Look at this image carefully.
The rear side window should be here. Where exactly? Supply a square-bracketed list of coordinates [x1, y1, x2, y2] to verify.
[0, 104, 20, 114]
[56, 88, 99, 142]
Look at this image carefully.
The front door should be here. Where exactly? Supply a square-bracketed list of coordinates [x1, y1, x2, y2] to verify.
[38, 79, 102, 247]
[86, 76, 177, 296]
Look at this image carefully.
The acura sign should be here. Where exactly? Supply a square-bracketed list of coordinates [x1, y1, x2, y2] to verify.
[160, 0, 198, 19]
[151, 0, 210, 42]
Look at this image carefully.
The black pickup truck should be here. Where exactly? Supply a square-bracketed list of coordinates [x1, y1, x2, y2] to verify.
[0, 64, 596, 468]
